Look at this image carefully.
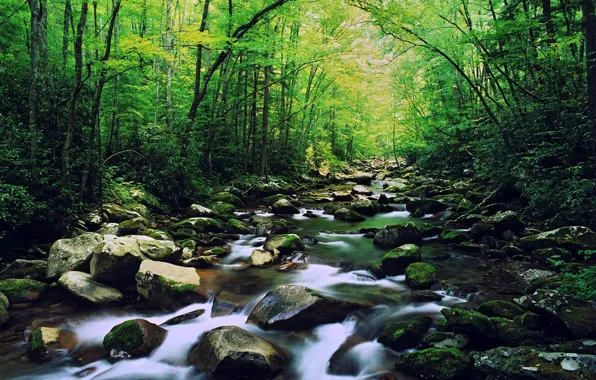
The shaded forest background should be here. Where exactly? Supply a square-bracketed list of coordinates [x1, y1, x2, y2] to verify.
[1, 0, 595, 239]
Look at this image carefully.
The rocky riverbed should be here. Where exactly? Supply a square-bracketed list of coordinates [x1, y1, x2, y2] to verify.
[0, 160, 595, 379]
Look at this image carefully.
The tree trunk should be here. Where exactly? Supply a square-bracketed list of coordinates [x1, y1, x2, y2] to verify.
[27, 0, 47, 159]
[165, 0, 174, 129]
[583, 0, 596, 123]
[260, 61, 271, 177]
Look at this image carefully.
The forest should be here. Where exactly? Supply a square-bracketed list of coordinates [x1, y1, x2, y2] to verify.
[0, 0, 596, 379]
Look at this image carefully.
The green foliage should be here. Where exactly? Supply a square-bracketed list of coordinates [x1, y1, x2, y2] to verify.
[558, 267, 596, 302]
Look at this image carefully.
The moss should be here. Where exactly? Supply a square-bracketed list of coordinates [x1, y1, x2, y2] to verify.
[379, 316, 433, 351]
[405, 262, 438, 289]
[29, 328, 46, 355]
[477, 300, 524, 319]
[0, 279, 48, 302]
[441, 308, 497, 340]
[103, 320, 144, 353]
[395, 348, 472, 380]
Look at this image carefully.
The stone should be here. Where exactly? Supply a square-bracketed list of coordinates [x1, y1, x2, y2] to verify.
[247, 284, 367, 330]
[263, 234, 305, 254]
[211, 201, 236, 215]
[405, 262, 438, 289]
[136, 260, 206, 310]
[332, 191, 353, 202]
[406, 198, 448, 214]
[271, 199, 300, 214]
[211, 192, 244, 207]
[411, 290, 443, 302]
[249, 249, 280, 267]
[103, 319, 167, 362]
[117, 217, 149, 235]
[558, 340, 596, 356]
[491, 317, 547, 347]
[439, 230, 467, 245]
[0, 292, 8, 326]
[422, 332, 469, 350]
[0, 279, 48, 303]
[169, 217, 224, 233]
[28, 327, 77, 361]
[334, 208, 366, 222]
[378, 315, 433, 351]
[395, 348, 472, 380]
[130, 188, 164, 213]
[0, 259, 47, 281]
[514, 289, 596, 339]
[349, 199, 379, 216]
[90, 236, 146, 287]
[531, 247, 572, 265]
[513, 312, 549, 331]
[478, 300, 525, 319]
[46, 232, 103, 279]
[140, 229, 173, 241]
[137, 238, 181, 262]
[187, 204, 214, 218]
[483, 211, 525, 233]
[227, 218, 252, 234]
[162, 309, 206, 326]
[58, 271, 124, 304]
[441, 308, 497, 340]
[341, 172, 373, 185]
[187, 326, 288, 379]
[352, 185, 373, 195]
[381, 244, 420, 276]
[373, 223, 424, 249]
[518, 226, 596, 253]
[102, 203, 141, 223]
[473, 346, 596, 380]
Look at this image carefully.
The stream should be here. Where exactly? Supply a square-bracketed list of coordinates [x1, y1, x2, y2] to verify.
[1, 181, 507, 379]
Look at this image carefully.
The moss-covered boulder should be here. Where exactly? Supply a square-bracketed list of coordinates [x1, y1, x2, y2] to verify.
[102, 203, 142, 223]
[271, 199, 300, 215]
[211, 201, 236, 215]
[406, 198, 448, 214]
[130, 187, 165, 213]
[558, 339, 596, 355]
[457, 198, 474, 212]
[247, 284, 368, 330]
[373, 223, 424, 249]
[137, 238, 181, 262]
[170, 217, 224, 233]
[46, 232, 103, 279]
[422, 332, 469, 350]
[378, 315, 433, 351]
[28, 327, 77, 361]
[514, 289, 596, 339]
[395, 348, 472, 380]
[0, 292, 8, 326]
[441, 308, 497, 340]
[381, 244, 420, 276]
[90, 236, 146, 287]
[483, 211, 525, 233]
[249, 249, 280, 267]
[140, 229, 173, 241]
[211, 192, 244, 207]
[58, 271, 124, 304]
[439, 230, 467, 245]
[103, 319, 167, 362]
[518, 226, 596, 253]
[405, 262, 438, 289]
[531, 247, 572, 265]
[0, 279, 48, 303]
[352, 185, 372, 195]
[263, 234, 305, 254]
[188, 326, 288, 378]
[332, 191, 353, 202]
[0, 259, 47, 281]
[334, 208, 366, 222]
[513, 312, 548, 331]
[262, 194, 289, 205]
[411, 290, 443, 302]
[227, 218, 251, 234]
[477, 300, 525, 320]
[349, 199, 379, 216]
[490, 317, 547, 347]
[117, 217, 149, 236]
[473, 346, 596, 379]
[186, 204, 214, 218]
[136, 260, 206, 310]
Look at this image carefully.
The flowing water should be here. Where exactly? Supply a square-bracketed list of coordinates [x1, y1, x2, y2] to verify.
[0, 181, 504, 379]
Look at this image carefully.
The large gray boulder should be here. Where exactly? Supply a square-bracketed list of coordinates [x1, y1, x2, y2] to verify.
[0, 259, 47, 281]
[90, 236, 146, 286]
[247, 285, 367, 330]
[186, 204, 214, 218]
[483, 211, 525, 233]
[373, 223, 424, 249]
[406, 198, 448, 214]
[187, 326, 289, 379]
[334, 208, 366, 222]
[169, 217, 224, 233]
[263, 234, 305, 254]
[271, 199, 300, 215]
[349, 199, 379, 216]
[58, 271, 124, 304]
[47, 232, 103, 279]
[518, 226, 596, 253]
[102, 203, 141, 223]
[381, 244, 420, 276]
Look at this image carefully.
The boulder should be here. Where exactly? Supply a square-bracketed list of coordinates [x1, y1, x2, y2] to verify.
[334, 208, 366, 222]
[514, 289, 596, 339]
[477, 300, 525, 319]
[169, 217, 224, 233]
[28, 327, 77, 361]
[531, 247, 571, 265]
[422, 332, 469, 350]
[491, 317, 547, 347]
[140, 229, 173, 241]
[332, 191, 353, 202]
[187, 204, 214, 218]
[395, 348, 472, 380]
[211, 192, 244, 207]
[58, 271, 124, 304]
[249, 249, 280, 267]
[518, 226, 596, 253]
[247, 285, 367, 330]
[271, 199, 300, 215]
[405, 262, 438, 289]
[130, 187, 165, 213]
[349, 199, 379, 216]
[0, 292, 8, 326]
[406, 198, 448, 214]
[102, 203, 141, 223]
[0, 259, 47, 281]
[162, 309, 206, 326]
[441, 308, 497, 340]
[263, 234, 305, 254]
[103, 319, 167, 362]
[352, 185, 373, 196]
[137, 238, 181, 262]
[381, 244, 421, 276]
[328, 335, 368, 376]
[378, 315, 433, 351]
[117, 217, 149, 235]
[136, 260, 206, 309]
[558, 339, 596, 355]
[439, 230, 467, 245]
[0, 279, 48, 303]
[473, 346, 596, 379]
[341, 172, 373, 185]
[211, 201, 236, 215]
[46, 232, 103, 279]
[373, 223, 424, 249]
[483, 211, 525, 233]
[227, 219, 251, 234]
[187, 326, 288, 379]
[411, 290, 443, 302]
[457, 198, 474, 212]
[90, 236, 146, 287]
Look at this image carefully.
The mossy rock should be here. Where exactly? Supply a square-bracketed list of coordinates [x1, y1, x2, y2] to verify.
[130, 187, 165, 213]
[263, 234, 305, 254]
[531, 247, 572, 265]
[262, 194, 288, 205]
[28, 327, 77, 361]
[381, 244, 420, 276]
[405, 262, 438, 289]
[169, 218, 224, 233]
[334, 208, 366, 222]
[441, 308, 497, 340]
[0, 279, 48, 303]
[210, 201, 236, 215]
[439, 229, 467, 245]
[103, 319, 167, 362]
[0, 292, 8, 326]
[457, 198, 474, 212]
[491, 317, 547, 347]
[513, 312, 548, 331]
[421, 332, 469, 349]
[477, 300, 525, 319]
[141, 229, 173, 241]
[0, 259, 47, 281]
[210, 192, 244, 207]
[102, 203, 141, 223]
[558, 339, 596, 355]
[117, 217, 149, 236]
[394, 348, 472, 380]
[378, 315, 433, 351]
[373, 223, 423, 249]
[227, 219, 251, 234]
[126, 203, 151, 218]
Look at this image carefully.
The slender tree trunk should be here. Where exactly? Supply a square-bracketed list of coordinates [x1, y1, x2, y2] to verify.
[165, 0, 174, 128]
[62, 0, 72, 69]
[27, 0, 47, 159]
[260, 61, 271, 177]
[583, 0, 596, 124]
